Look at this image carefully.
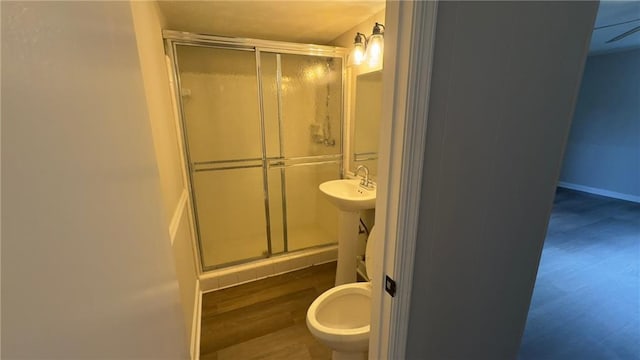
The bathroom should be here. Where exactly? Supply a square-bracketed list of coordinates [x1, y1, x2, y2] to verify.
[131, 1, 636, 358]
[2, 1, 605, 359]
[132, 1, 387, 358]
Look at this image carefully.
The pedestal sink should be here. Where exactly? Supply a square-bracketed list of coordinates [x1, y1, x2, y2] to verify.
[319, 179, 376, 285]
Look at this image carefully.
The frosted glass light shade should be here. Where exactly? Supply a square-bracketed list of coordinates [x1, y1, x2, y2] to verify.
[350, 42, 366, 66]
[366, 33, 383, 68]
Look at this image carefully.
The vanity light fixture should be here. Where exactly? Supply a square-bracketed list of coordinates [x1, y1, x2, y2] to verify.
[348, 23, 385, 67]
[350, 32, 367, 66]
[366, 23, 384, 67]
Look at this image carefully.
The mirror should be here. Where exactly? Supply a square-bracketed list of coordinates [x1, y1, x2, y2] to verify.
[352, 70, 382, 178]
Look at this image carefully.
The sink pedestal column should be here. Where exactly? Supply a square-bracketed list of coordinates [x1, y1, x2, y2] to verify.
[335, 210, 360, 286]
[318, 178, 375, 286]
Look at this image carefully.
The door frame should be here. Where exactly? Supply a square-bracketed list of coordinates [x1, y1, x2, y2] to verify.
[370, 1, 438, 358]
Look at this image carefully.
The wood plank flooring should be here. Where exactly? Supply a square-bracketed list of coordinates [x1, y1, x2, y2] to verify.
[200, 262, 336, 359]
[518, 188, 640, 359]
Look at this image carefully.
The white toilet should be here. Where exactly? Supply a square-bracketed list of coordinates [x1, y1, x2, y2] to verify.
[306, 225, 380, 360]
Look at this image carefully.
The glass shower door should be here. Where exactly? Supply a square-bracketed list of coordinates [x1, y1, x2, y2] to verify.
[176, 45, 269, 269]
[262, 52, 343, 252]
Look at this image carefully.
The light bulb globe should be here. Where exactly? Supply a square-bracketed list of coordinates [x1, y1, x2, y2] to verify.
[351, 42, 365, 66]
[366, 34, 384, 67]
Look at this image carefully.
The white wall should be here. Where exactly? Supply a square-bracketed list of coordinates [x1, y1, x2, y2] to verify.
[1, 2, 188, 358]
[129, 2, 200, 354]
[405, 1, 598, 359]
[559, 49, 640, 202]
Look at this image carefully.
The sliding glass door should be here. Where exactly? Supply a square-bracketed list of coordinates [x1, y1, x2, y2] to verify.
[171, 40, 343, 270]
[176, 45, 269, 268]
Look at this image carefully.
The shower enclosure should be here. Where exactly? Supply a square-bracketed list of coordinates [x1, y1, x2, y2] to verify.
[164, 31, 345, 271]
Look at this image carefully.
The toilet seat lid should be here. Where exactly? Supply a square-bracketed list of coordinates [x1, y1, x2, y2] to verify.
[365, 225, 381, 281]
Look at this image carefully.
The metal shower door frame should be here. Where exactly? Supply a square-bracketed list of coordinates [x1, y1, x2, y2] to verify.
[164, 31, 347, 272]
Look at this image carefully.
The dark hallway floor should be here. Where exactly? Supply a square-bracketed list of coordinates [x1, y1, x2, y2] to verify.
[518, 188, 640, 360]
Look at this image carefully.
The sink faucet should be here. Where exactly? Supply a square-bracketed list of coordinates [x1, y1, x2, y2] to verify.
[354, 165, 374, 189]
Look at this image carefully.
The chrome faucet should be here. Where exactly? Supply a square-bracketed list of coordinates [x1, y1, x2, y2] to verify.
[354, 165, 374, 189]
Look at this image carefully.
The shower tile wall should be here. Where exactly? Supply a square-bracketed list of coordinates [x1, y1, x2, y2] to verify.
[176, 45, 340, 269]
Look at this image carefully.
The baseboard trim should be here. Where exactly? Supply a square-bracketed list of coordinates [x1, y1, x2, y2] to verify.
[190, 280, 202, 360]
[558, 181, 640, 203]
[169, 189, 189, 245]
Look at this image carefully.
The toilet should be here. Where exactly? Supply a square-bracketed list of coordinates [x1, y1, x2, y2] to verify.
[306, 225, 380, 360]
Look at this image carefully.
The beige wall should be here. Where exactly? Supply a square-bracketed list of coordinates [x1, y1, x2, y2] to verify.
[331, 10, 386, 49]
[331, 9, 385, 249]
[1, 1, 188, 357]
[130, 1, 199, 354]
[333, 10, 385, 175]
[130, 2, 185, 221]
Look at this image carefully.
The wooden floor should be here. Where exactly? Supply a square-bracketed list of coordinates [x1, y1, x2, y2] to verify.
[200, 262, 336, 359]
[519, 188, 640, 359]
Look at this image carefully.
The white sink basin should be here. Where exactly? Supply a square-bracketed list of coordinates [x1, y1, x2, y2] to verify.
[319, 179, 376, 211]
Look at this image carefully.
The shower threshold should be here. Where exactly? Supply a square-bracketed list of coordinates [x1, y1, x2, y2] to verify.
[199, 245, 338, 293]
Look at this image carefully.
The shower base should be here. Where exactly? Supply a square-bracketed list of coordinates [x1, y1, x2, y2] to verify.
[199, 245, 338, 293]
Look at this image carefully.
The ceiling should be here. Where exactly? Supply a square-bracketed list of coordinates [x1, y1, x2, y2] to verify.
[157, 0, 385, 45]
[589, 1, 640, 55]
[158, 1, 639, 54]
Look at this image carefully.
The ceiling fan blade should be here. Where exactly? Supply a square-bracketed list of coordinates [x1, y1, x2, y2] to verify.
[606, 25, 640, 43]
